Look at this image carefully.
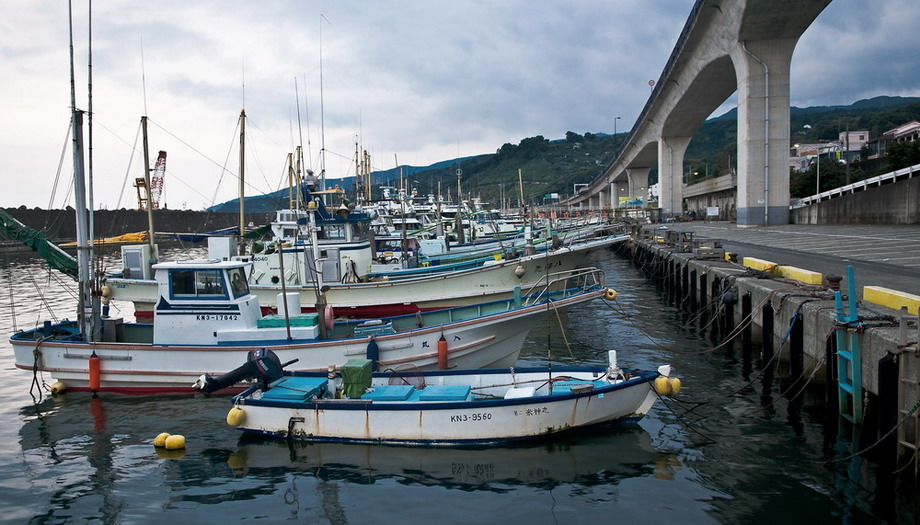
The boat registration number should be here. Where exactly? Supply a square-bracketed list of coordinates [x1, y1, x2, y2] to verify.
[451, 413, 492, 423]
[195, 314, 240, 321]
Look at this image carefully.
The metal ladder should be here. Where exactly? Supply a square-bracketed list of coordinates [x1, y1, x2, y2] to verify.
[834, 265, 863, 424]
[897, 307, 920, 475]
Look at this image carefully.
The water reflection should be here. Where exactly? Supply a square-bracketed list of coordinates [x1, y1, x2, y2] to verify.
[219, 428, 661, 492]
[2, 249, 915, 522]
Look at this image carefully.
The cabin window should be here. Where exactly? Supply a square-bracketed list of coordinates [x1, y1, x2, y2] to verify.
[324, 224, 346, 240]
[229, 268, 249, 297]
[170, 269, 226, 298]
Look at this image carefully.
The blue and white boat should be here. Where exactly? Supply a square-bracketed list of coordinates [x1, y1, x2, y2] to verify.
[12, 259, 609, 394]
[207, 350, 679, 446]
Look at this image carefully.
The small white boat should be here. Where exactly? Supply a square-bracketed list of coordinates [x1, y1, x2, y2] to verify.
[210, 350, 680, 446]
[12, 259, 608, 394]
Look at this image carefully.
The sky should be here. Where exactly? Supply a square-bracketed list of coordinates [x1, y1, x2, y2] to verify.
[1, 0, 918, 211]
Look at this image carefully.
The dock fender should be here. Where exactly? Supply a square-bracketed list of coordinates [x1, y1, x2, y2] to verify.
[324, 305, 335, 330]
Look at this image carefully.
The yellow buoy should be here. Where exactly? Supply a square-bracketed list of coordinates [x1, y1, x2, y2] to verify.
[153, 432, 171, 448]
[164, 434, 186, 450]
[50, 381, 67, 395]
[227, 406, 246, 427]
[668, 377, 682, 396]
[604, 288, 617, 301]
[653, 376, 671, 396]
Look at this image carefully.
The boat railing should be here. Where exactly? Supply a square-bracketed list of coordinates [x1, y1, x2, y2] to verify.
[521, 267, 605, 306]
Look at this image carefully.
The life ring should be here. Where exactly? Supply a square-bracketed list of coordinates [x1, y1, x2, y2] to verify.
[324, 304, 335, 331]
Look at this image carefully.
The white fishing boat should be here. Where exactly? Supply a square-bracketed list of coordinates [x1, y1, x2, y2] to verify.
[204, 350, 680, 446]
[12, 259, 610, 394]
[108, 205, 626, 321]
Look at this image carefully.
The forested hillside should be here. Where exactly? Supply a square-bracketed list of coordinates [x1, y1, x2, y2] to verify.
[377, 96, 920, 206]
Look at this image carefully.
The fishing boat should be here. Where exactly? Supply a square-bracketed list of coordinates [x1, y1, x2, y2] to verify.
[107, 202, 626, 321]
[11, 258, 609, 394]
[203, 349, 679, 446]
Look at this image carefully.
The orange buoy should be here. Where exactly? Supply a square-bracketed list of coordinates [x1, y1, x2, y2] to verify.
[437, 334, 448, 370]
[88, 353, 101, 392]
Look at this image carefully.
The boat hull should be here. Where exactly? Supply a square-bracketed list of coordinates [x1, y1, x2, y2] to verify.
[232, 367, 660, 446]
[12, 289, 604, 394]
[114, 236, 624, 321]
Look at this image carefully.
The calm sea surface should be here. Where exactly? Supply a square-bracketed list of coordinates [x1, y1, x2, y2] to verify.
[0, 247, 915, 524]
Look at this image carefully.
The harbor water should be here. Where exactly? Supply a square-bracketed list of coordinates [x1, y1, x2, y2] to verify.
[0, 247, 916, 524]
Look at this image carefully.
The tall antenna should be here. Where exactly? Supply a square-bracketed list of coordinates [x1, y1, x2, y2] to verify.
[140, 35, 148, 116]
[303, 73, 312, 171]
[294, 77, 305, 179]
[319, 14, 331, 190]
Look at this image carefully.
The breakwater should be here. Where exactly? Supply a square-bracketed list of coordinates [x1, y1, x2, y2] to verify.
[617, 227, 920, 471]
[2, 207, 269, 244]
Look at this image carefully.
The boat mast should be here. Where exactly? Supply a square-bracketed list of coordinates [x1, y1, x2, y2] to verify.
[286, 152, 295, 209]
[141, 116, 156, 253]
[68, 0, 93, 340]
[239, 109, 246, 255]
[86, 0, 96, 266]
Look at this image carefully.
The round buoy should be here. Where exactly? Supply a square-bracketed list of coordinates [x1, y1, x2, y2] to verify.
[50, 381, 67, 395]
[164, 434, 186, 450]
[668, 377, 682, 396]
[227, 406, 246, 427]
[153, 432, 171, 448]
[653, 376, 672, 396]
[604, 288, 617, 301]
[514, 265, 525, 278]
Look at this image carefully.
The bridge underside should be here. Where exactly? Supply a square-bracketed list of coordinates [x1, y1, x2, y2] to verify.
[572, 0, 831, 226]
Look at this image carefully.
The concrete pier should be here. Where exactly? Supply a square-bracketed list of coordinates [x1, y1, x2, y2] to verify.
[619, 222, 920, 468]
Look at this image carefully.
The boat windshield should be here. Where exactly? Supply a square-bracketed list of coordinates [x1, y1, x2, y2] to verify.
[170, 269, 227, 298]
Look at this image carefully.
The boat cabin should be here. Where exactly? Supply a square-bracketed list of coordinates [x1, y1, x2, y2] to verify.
[152, 259, 319, 345]
[234, 208, 374, 287]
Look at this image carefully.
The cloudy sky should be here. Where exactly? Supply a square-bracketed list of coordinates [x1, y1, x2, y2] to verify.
[1, 0, 918, 210]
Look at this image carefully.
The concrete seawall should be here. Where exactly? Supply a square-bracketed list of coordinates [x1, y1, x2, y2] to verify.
[2, 208, 269, 243]
[618, 228, 920, 466]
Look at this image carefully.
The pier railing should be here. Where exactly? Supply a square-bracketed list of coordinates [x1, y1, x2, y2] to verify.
[522, 267, 606, 306]
[791, 162, 920, 208]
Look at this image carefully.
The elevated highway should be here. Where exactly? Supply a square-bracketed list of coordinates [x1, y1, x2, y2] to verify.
[568, 0, 831, 226]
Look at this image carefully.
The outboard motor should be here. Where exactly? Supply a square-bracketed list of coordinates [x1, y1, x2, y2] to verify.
[193, 348, 296, 394]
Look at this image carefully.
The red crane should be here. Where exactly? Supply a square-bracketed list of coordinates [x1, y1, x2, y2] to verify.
[135, 150, 167, 210]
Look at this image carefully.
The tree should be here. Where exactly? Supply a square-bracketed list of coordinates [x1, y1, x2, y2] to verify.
[886, 140, 920, 170]
[565, 131, 584, 143]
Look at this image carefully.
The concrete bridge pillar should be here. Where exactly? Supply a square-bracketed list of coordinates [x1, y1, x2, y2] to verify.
[627, 167, 650, 205]
[658, 136, 691, 216]
[732, 38, 797, 226]
[608, 181, 626, 208]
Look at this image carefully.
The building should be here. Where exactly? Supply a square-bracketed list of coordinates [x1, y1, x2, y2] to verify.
[865, 120, 920, 160]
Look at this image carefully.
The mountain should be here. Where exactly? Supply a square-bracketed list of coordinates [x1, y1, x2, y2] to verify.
[385, 96, 920, 204]
[211, 97, 920, 210]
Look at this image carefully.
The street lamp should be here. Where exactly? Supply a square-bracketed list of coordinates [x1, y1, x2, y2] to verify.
[816, 145, 821, 196]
